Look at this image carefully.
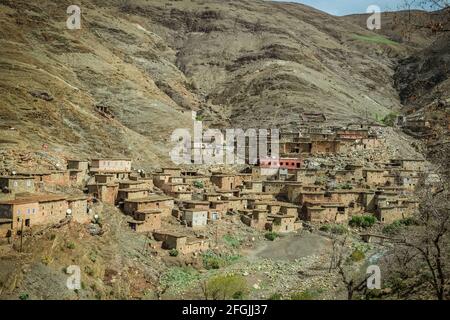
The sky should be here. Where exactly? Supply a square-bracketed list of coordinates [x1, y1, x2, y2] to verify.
[275, 0, 426, 16]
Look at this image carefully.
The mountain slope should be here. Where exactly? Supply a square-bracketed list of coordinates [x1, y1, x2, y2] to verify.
[0, 0, 414, 168]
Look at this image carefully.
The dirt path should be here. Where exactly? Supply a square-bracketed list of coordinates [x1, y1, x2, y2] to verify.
[245, 231, 333, 262]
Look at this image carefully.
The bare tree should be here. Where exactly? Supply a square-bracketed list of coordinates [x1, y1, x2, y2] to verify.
[393, 0, 450, 39]
[329, 235, 371, 300]
[381, 170, 450, 300]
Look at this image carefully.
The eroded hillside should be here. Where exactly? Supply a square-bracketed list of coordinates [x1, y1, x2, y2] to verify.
[0, 0, 418, 169]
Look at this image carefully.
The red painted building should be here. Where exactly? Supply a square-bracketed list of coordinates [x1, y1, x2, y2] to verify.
[259, 157, 303, 169]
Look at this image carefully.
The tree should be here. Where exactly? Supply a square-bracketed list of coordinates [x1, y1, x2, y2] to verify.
[393, 0, 450, 40]
[381, 170, 450, 300]
[329, 235, 371, 300]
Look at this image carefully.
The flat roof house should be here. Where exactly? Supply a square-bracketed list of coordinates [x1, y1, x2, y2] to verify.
[0, 176, 35, 194]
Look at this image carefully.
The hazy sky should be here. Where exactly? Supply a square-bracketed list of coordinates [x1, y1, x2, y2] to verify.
[275, 0, 425, 16]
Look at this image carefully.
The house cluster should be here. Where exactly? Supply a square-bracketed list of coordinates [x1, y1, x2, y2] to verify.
[0, 123, 429, 254]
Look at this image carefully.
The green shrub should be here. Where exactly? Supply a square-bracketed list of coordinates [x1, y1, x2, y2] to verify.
[268, 293, 282, 300]
[193, 180, 204, 189]
[320, 224, 347, 235]
[223, 234, 241, 248]
[169, 248, 179, 257]
[381, 113, 398, 126]
[160, 267, 199, 290]
[19, 293, 29, 300]
[290, 288, 323, 300]
[205, 274, 247, 300]
[383, 218, 418, 235]
[66, 242, 76, 250]
[350, 248, 365, 262]
[202, 251, 240, 270]
[265, 232, 279, 241]
[349, 215, 376, 229]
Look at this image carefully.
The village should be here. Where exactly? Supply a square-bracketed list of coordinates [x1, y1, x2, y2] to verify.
[0, 115, 430, 258]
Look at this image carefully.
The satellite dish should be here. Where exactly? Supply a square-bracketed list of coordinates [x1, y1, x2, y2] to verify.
[94, 214, 99, 220]
[12, 171, 16, 175]
[66, 209, 72, 216]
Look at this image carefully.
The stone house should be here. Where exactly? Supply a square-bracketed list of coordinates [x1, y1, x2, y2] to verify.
[0, 194, 68, 232]
[95, 174, 116, 184]
[123, 195, 174, 216]
[183, 209, 208, 228]
[90, 158, 131, 173]
[67, 195, 90, 224]
[117, 188, 150, 203]
[268, 215, 301, 233]
[128, 209, 161, 232]
[0, 176, 35, 194]
[87, 183, 118, 205]
[152, 231, 209, 254]
[162, 167, 182, 177]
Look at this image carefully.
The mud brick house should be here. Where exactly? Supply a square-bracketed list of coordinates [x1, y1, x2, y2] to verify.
[168, 176, 184, 184]
[203, 192, 221, 202]
[363, 169, 389, 186]
[295, 168, 322, 185]
[124, 195, 174, 216]
[210, 174, 237, 190]
[90, 158, 131, 179]
[117, 188, 150, 203]
[262, 180, 291, 197]
[128, 209, 161, 232]
[267, 202, 282, 214]
[152, 231, 209, 255]
[327, 190, 364, 211]
[152, 172, 171, 188]
[0, 218, 12, 239]
[332, 170, 360, 184]
[119, 180, 147, 190]
[243, 180, 263, 193]
[215, 189, 240, 198]
[90, 158, 131, 172]
[310, 139, 340, 155]
[221, 196, 246, 211]
[95, 174, 116, 184]
[395, 173, 420, 190]
[67, 159, 89, 172]
[183, 209, 208, 228]
[162, 183, 189, 194]
[162, 167, 182, 177]
[131, 176, 154, 189]
[268, 215, 301, 233]
[87, 183, 118, 205]
[241, 209, 268, 230]
[390, 159, 426, 171]
[345, 164, 364, 179]
[183, 200, 210, 210]
[336, 129, 369, 140]
[209, 200, 227, 219]
[297, 191, 327, 205]
[171, 191, 193, 201]
[47, 170, 70, 186]
[0, 194, 68, 232]
[67, 195, 89, 224]
[183, 175, 210, 187]
[68, 169, 85, 186]
[279, 204, 299, 216]
[373, 193, 418, 223]
[0, 176, 35, 194]
[301, 201, 348, 223]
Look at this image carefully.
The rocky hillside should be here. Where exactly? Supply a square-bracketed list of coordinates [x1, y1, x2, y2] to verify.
[0, 0, 434, 169]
